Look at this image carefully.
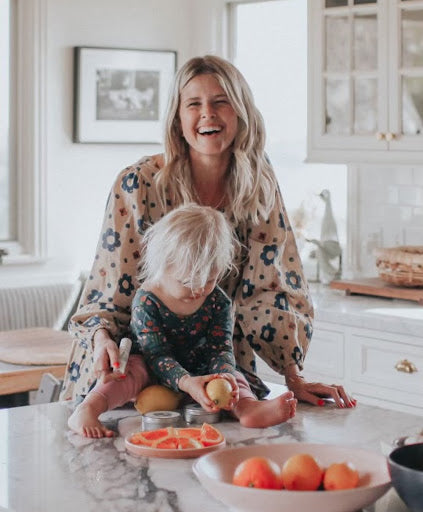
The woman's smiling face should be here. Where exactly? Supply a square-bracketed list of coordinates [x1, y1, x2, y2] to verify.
[178, 73, 238, 160]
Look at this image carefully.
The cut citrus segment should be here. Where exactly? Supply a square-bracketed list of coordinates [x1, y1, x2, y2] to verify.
[153, 436, 179, 449]
[200, 423, 224, 446]
[177, 427, 202, 440]
[129, 427, 172, 446]
[128, 424, 224, 450]
[177, 437, 203, 449]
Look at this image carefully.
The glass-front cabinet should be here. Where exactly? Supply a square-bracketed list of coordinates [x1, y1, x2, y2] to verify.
[307, 0, 423, 163]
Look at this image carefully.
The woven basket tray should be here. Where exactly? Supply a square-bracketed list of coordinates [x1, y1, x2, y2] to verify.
[374, 246, 423, 287]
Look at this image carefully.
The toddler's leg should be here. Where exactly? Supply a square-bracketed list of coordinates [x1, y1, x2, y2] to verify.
[233, 371, 297, 428]
[68, 354, 151, 438]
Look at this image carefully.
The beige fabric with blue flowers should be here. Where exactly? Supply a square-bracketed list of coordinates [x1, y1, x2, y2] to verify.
[61, 154, 314, 401]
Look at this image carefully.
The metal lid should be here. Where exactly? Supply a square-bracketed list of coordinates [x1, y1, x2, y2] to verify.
[142, 410, 181, 428]
[183, 403, 220, 423]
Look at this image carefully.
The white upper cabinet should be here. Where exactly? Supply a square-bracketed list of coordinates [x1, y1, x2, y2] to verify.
[307, 0, 423, 163]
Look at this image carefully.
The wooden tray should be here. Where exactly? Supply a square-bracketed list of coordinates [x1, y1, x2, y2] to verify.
[329, 278, 423, 305]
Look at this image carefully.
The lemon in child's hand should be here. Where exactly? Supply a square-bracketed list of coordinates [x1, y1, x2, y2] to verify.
[205, 378, 232, 408]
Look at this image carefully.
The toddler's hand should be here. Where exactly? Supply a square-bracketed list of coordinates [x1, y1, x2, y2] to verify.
[214, 373, 239, 411]
[178, 374, 223, 412]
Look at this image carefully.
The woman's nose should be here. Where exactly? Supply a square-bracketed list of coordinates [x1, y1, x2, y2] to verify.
[201, 104, 216, 118]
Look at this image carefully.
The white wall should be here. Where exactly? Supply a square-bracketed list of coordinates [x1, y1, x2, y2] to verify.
[2, 0, 421, 287]
[349, 165, 423, 277]
[1, 0, 226, 286]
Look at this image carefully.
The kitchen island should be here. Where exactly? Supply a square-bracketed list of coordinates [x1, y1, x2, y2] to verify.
[1, 398, 421, 512]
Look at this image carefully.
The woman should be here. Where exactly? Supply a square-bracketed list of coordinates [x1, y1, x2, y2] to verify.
[61, 55, 355, 409]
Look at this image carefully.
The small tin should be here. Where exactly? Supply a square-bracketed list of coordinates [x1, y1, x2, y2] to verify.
[183, 403, 221, 424]
[142, 410, 181, 431]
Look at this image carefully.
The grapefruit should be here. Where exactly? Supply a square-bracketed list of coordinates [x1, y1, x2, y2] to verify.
[281, 453, 323, 491]
[232, 456, 284, 489]
[128, 424, 224, 449]
[323, 462, 359, 490]
[134, 385, 181, 414]
[129, 427, 172, 446]
[200, 423, 224, 446]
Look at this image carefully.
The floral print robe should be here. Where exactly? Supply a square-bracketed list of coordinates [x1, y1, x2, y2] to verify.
[61, 154, 314, 400]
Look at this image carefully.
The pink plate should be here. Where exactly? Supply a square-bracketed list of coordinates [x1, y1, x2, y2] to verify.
[125, 434, 226, 459]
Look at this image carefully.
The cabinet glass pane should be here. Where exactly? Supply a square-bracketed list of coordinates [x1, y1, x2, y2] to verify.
[326, 78, 349, 134]
[402, 76, 423, 135]
[402, 9, 423, 68]
[354, 78, 377, 133]
[354, 0, 376, 4]
[326, 16, 349, 72]
[354, 14, 377, 70]
[325, 0, 347, 7]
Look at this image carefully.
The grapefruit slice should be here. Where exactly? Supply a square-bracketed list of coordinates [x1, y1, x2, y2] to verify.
[176, 427, 202, 440]
[129, 427, 173, 446]
[200, 423, 224, 446]
[176, 437, 203, 449]
[153, 436, 179, 449]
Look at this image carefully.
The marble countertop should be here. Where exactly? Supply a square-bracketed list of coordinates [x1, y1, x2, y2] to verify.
[309, 283, 423, 337]
[1, 399, 422, 512]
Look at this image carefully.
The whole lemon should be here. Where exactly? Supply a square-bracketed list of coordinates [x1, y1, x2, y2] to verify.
[205, 378, 232, 408]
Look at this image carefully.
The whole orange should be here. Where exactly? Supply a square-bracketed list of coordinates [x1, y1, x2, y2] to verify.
[323, 462, 359, 490]
[232, 456, 284, 490]
[281, 453, 323, 491]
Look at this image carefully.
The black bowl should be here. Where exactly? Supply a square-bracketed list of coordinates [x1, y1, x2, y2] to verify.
[388, 442, 423, 512]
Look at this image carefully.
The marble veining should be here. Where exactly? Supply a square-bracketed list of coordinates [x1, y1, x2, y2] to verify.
[1, 399, 422, 512]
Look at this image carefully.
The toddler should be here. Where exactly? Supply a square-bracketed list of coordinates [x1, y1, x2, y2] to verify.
[68, 204, 296, 437]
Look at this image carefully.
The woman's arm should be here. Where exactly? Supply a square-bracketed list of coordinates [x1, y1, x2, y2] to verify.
[62, 157, 157, 399]
[231, 180, 354, 407]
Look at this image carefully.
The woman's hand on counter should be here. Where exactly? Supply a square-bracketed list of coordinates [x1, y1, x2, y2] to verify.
[285, 367, 356, 409]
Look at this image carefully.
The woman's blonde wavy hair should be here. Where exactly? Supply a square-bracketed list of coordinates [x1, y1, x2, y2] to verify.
[155, 55, 277, 224]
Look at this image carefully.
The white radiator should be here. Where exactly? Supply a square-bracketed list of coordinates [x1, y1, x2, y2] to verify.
[0, 282, 80, 331]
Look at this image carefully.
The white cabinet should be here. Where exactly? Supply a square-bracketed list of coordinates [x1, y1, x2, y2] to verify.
[348, 328, 423, 415]
[303, 322, 346, 383]
[302, 321, 423, 415]
[307, 0, 423, 164]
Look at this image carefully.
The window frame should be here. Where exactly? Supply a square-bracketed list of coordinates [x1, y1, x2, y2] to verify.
[2, 0, 47, 265]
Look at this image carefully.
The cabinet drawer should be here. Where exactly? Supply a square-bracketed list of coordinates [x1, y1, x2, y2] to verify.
[350, 333, 423, 408]
[304, 326, 344, 380]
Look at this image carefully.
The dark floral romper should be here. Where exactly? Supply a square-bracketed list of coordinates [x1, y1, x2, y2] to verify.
[130, 287, 236, 391]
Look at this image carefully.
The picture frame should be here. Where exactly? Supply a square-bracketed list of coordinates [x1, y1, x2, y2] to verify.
[73, 47, 177, 144]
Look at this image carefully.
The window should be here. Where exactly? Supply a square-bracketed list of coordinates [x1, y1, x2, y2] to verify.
[0, 0, 47, 264]
[229, 0, 347, 280]
[0, 1, 12, 241]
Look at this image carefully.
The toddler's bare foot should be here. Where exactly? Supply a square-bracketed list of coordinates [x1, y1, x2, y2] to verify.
[234, 391, 297, 428]
[68, 394, 114, 438]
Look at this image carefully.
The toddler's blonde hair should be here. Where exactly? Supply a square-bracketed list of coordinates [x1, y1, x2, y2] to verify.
[138, 204, 236, 290]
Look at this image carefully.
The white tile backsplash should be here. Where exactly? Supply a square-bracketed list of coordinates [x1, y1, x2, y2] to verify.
[348, 165, 423, 277]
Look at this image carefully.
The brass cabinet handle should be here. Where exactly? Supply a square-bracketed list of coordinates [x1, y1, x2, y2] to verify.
[375, 132, 385, 141]
[385, 132, 395, 141]
[395, 359, 418, 373]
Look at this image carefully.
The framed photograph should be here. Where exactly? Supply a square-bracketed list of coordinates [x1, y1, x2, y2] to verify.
[73, 47, 177, 143]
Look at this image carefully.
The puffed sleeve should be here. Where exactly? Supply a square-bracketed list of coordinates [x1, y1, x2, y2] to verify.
[62, 155, 163, 399]
[232, 185, 314, 396]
